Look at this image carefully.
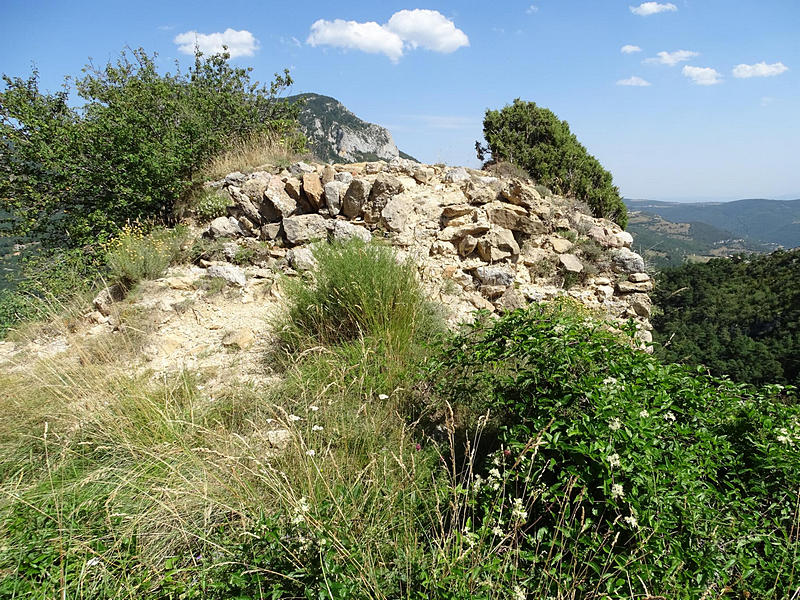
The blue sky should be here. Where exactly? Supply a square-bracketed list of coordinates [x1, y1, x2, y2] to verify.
[1, 0, 798, 201]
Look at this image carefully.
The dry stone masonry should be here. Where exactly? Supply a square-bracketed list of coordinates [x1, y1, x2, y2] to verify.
[204, 158, 655, 349]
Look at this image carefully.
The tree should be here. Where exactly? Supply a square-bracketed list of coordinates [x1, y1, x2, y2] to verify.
[476, 99, 627, 228]
[1, 47, 303, 246]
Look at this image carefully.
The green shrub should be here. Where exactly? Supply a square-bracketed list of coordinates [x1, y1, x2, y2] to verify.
[277, 239, 441, 353]
[427, 302, 800, 598]
[105, 225, 188, 288]
[1, 48, 302, 247]
[477, 99, 627, 228]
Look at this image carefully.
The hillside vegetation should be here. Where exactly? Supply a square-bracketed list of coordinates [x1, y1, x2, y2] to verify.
[653, 249, 800, 387]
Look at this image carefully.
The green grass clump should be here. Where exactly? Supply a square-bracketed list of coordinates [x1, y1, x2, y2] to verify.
[105, 224, 188, 289]
[277, 239, 442, 354]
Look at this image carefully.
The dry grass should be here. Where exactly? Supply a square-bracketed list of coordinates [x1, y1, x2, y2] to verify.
[201, 133, 312, 181]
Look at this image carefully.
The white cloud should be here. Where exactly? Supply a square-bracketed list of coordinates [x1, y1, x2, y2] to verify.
[307, 10, 468, 62]
[683, 66, 723, 86]
[174, 28, 259, 58]
[645, 50, 699, 66]
[732, 61, 789, 78]
[630, 2, 678, 16]
[307, 19, 404, 61]
[761, 96, 775, 107]
[386, 9, 469, 53]
[621, 44, 642, 54]
[617, 76, 652, 87]
[526, 5, 539, 14]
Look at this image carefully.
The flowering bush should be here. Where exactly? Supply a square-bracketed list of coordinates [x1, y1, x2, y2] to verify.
[105, 224, 188, 288]
[428, 301, 800, 598]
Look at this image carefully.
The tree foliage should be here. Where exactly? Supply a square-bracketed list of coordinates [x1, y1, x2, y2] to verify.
[653, 249, 800, 386]
[0, 47, 303, 247]
[477, 99, 627, 227]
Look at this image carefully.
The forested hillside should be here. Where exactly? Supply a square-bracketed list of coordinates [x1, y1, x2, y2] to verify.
[653, 249, 800, 386]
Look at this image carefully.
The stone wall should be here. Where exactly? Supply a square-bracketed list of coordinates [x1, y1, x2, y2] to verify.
[204, 158, 654, 348]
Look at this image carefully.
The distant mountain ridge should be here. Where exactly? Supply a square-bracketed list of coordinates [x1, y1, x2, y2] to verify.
[625, 198, 800, 249]
[288, 93, 417, 164]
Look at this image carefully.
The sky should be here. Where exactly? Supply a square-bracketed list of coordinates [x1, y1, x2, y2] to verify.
[1, 0, 798, 201]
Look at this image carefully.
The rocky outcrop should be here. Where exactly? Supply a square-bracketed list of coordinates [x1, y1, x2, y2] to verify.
[203, 157, 655, 349]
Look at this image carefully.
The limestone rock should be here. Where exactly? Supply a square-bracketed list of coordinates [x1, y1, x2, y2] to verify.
[301, 172, 324, 211]
[496, 287, 527, 312]
[549, 236, 574, 254]
[587, 226, 621, 248]
[630, 297, 652, 317]
[611, 248, 646, 274]
[559, 254, 584, 273]
[224, 171, 247, 186]
[476, 228, 520, 262]
[332, 220, 372, 244]
[443, 167, 470, 183]
[282, 214, 329, 245]
[413, 166, 435, 184]
[366, 173, 404, 223]
[615, 231, 634, 248]
[335, 171, 353, 184]
[262, 176, 298, 222]
[208, 216, 244, 238]
[458, 234, 478, 257]
[206, 263, 247, 287]
[474, 266, 514, 287]
[228, 187, 262, 226]
[222, 328, 255, 349]
[502, 179, 543, 210]
[260, 223, 281, 241]
[629, 272, 650, 283]
[442, 204, 474, 219]
[286, 247, 317, 271]
[240, 175, 270, 201]
[486, 203, 546, 234]
[365, 161, 386, 174]
[321, 164, 336, 185]
[324, 180, 348, 215]
[93, 284, 125, 317]
[616, 280, 654, 293]
[341, 178, 372, 219]
[381, 196, 414, 232]
[464, 180, 500, 205]
[289, 161, 316, 176]
[284, 177, 302, 201]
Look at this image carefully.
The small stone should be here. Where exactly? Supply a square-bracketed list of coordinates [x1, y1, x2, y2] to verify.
[612, 248, 646, 274]
[616, 280, 654, 293]
[261, 176, 298, 223]
[334, 171, 353, 184]
[224, 171, 247, 186]
[206, 263, 247, 287]
[286, 247, 317, 271]
[207, 216, 243, 238]
[558, 254, 584, 273]
[222, 328, 255, 349]
[289, 161, 316, 176]
[442, 204, 474, 219]
[321, 164, 336, 185]
[443, 166, 470, 183]
[260, 223, 281, 241]
[93, 285, 125, 316]
[381, 196, 414, 232]
[629, 272, 650, 283]
[615, 231, 634, 247]
[265, 429, 292, 448]
[631, 297, 652, 317]
[474, 266, 515, 287]
[549, 236, 574, 254]
[495, 287, 527, 312]
[458, 234, 478, 257]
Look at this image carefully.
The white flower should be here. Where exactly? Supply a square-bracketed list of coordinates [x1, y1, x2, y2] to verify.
[488, 468, 501, 481]
[611, 483, 624, 499]
[602, 376, 618, 386]
[777, 428, 793, 445]
[291, 496, 311, 524]
[664, 411, 676, 422]
[492, 525, 504, 536]
[639, 409, 650, 418]
[86, 556, 102, 567]
[305, 449, 316, 457]
[513, 585, 526, 600]
[624, 515, 639, 528]
[473, 475, 483, 490]
[378, 394, 389, 400]
[312, 425, 323, 432]
[511, 497, 528, 521]
[288, 414, 302, 422]
[607, 453, 621, 468]
[309, 405, 320, 412]
[609, 418, 622, 431]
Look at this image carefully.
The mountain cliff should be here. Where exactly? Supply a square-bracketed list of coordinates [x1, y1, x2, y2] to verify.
[288, 93, 417, 164]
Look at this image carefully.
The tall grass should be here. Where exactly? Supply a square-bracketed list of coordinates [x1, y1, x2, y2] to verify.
[200, 132, 310, 181]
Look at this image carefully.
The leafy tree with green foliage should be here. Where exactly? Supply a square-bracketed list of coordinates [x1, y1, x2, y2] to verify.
[653, 249, 800, 386]
[0, 47, 303, 247]
[476, 99, 627, 227]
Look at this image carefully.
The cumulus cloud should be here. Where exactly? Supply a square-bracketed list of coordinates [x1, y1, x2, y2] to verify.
[630, 2, 678, 16]
[174, 28, 259, 58]
[307, 19, 404, 61]
[683, 66, 723, 86]
[621, 44, 642, 54]
[617, 76, 652, 87]
[732, 61, 789, 78]
[307, 9, 468, 62]
[526, 5, 539, 14]
[645, 50, 699, 66]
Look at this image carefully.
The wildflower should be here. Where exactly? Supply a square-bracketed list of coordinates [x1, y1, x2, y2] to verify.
[664, 411, 676, 423]
[492, 525, 504, 536]
[607, 453, 621, 468]
[288, 414, 302, 422]
[86, 556, 102, 567]
[305, 449, 316, 457]
[312, 425, 323, 432]
[611, 483, 624, 499]
[512, 585, 526, 600]
[309, 405, 320, 412]
[609, 418, 622, 431]
[777, 428, 793, 445]
[624, 515, 638, 528]
[511, 497, 528, 521]
[378, 394, 389, 400]
[473, 475, 483, 490]
[415, 443, 422, 451]
[639, 409, 650, 418]
[488, 468, 501, 481]
[292, 496, 311, 524]
[602, 376, 618, 386]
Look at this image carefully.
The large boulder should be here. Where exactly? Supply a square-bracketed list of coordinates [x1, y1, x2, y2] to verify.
[286, 247, 317, 271]
[501, 179, 543, 210]
[477, 227, 520, 262]
[332, 221, 372, 244]
[486, 203, 547, 235]
[611, 247, 646, 273]
[261, 176, 298, 223]
[282, 214, 329, 245]
[206, 263, 247, 287]
[381, 196, 414, 232]
[289, 161, 316, 176]
[240, 174, 270, 200]
[207, 216, 244, 238]
[443, 167, 470, 183]
[341, 178, 372, 219]
[474, 266, 514, 287]
[559, 254, 584, 273]
[227, 186, 261, 226]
